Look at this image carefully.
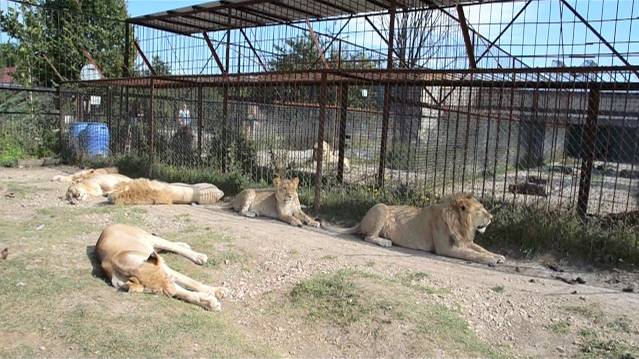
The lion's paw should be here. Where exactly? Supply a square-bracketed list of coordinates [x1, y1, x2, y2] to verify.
[199, 293, 222, 311]
[378, 239, 392, 248]
[192, 253, 208, 265]
[307, 220, 320, 228]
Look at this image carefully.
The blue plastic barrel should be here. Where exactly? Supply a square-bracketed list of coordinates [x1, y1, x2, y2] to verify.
[69, 122, 89, 153]
[79, 122, 109, 157]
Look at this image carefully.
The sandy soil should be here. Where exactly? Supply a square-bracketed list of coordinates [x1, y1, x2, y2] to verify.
[1, 165, 638, 358]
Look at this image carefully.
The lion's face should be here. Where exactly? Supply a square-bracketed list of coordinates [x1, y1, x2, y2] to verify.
[273, 177, 300, 205]
[66, 184, 87, 204]
[133, 252, 176, 296]
[453, 194, 493, 233]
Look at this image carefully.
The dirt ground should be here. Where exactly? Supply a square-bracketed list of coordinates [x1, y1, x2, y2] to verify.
[1, 166, 638, 358]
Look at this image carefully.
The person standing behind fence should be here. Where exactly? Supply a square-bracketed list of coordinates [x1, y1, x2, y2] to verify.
[177, 103, 192, 129]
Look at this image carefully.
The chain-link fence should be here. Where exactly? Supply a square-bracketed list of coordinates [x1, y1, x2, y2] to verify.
[4, 0, 639, 222]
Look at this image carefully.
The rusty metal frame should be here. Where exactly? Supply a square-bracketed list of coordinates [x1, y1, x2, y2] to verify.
[306, 19, 330, 69]
[203, 32, 227, 74]
[133, 40, 155, 75]
[475, 0, 533, 64]
[311, 15, 353, 68]
[239, 28, 267, 71]
[559, 0, 639, 80]
[456, 3, 477, 68]
[378, 0, 396, 188]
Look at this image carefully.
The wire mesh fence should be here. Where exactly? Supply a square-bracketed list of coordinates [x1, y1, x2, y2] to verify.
[3, 0, 639, 221]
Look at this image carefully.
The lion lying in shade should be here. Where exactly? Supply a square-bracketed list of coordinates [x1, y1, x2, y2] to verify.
[108, 178, 224, 205]
[96, 224, 228, 311]
[66, 173, 132, 204]
[53, 167, 119, 183]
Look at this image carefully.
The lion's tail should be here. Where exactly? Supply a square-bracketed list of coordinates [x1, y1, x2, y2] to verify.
[320, 220, 360, 235]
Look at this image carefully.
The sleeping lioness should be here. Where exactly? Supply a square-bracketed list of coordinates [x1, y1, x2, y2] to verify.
[324, 193, 505, 266]
[96, 224, 228, 311]
[53, 167, 119, 183]
[66, 173, 132, 204]
[231, 177, 319, 228]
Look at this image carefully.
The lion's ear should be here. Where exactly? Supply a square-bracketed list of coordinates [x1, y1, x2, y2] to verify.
[465, 193, 474, 199]
[291, 177, 299, 188]
[146, 251, 160, 266]
[273, 176, 281, 187]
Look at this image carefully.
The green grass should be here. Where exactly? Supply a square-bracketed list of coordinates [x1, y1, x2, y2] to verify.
[491, 285, 505, 293]
[549, 320, 571, 335]
[287, 269, 507, 358]
[0, 203, 272, 358]
[479, 202, 639, 268]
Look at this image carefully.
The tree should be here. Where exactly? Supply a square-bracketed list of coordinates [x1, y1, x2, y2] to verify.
[137, 55, 172, 76]
[0, 0, 132, 87]
[0, 43, 18, 68]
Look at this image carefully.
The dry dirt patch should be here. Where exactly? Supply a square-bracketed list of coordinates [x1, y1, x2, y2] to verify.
[0, 166, 638, 358]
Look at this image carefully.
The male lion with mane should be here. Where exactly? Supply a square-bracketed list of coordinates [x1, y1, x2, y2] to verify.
[96, 224, 227, 311]
[324, 193, 505, 265]
[231, 177, 319, 228]
[107, 179, 224, 205]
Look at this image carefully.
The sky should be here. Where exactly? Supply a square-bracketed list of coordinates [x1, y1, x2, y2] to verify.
[1, 0, 638, 78]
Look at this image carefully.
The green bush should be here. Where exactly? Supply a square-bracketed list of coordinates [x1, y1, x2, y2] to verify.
[479, 202, 639, 267]
[0, 133, 26, 167]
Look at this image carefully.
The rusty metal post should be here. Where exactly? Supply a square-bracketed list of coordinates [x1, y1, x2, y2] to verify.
[577, 87, 600, 218]
[197, 85, 203, 164]
[222, 27, 231, 173]
[377, 0, 395, 187]
[315, 71, 328, 210]
[58, 86, 64, 149]
[123, 23, 130, 77]
[106, 88, 112, 153]
[149, 78, 155, 176]
[337, 84, 348, 183]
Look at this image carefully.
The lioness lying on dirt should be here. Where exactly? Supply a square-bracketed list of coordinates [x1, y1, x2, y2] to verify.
[66, 173, 132, 204]
[53, 167, 119, 182]
[96, 224, 228, 311]
[107, 179, 224, 205]
[325, 193, 505, 266]
[231, 177, 319, 228]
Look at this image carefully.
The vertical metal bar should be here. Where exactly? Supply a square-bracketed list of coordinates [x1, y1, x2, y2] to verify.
[456, 4, 477, 69]
[315, 71, 327, 209]
[577, 87, 600, 218]
[378, 0, 395, 187]
[197, 85, 203, 163]
[221, 27, 231, 173]
[57, 86, 64, 148]
[123, 23, 130, 77]
[149, 78, 155, 176]
[106, 88, 112, 153]
[337, 84, 348, 183]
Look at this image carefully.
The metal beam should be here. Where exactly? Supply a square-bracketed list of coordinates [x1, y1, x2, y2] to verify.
[306, 19, 330, 69]
[364, 15, 410, 68]
[311, 15, 352, 68]
[378, 0, 396, 188]
[82, 50, 105, 79]
[456, 3, 476, 68]
[476, 0, 533, 64]
[240, 28, 267, 71]
[133, 40, 155, 75]
[560, 0, 639, 80]
[203, 32, 227, 74]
